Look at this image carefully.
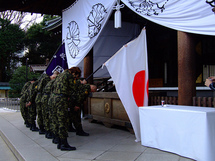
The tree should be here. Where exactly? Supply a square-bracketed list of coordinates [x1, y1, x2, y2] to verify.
[9, 66, 41, 98]
[0, 10, 42, 30]
[0, 18, 25, 81]
[22, 15, 61, 65]
[0, 13, 61, 82]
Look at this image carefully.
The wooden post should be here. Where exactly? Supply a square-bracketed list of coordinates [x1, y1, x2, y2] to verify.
[178, 31, 196, 105]
[83, 49, 93, 116]
[84, 49, 93, 84]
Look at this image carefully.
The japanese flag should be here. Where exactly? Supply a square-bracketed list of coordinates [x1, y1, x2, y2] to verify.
[105, 29, 148, 142]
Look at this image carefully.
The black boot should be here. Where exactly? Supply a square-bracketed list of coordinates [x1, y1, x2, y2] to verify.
[45, 131, 53, 139]
[68, 124, 76, 132]
[26, 121, 31, 128]
[39, 126, 46, 135]
[57, 138, 61, 149]
[52, 135, 59, 144]
[24, 120, 28, 125]
[76, 125, 89, 136]
[31, 122, 39, 132]
[60, 138, 76, 151]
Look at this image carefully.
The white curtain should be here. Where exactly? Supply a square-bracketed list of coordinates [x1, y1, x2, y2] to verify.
[62, 0, 116, 68]
[121, 0, 215, 35]
[76, 20, 140, 78]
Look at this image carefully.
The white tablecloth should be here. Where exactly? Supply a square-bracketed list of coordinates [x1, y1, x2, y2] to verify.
[139, 105, 215, 161]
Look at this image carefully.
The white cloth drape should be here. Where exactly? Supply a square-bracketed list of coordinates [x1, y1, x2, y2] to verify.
[121, 0, 215, 35]
[62, 0, 116, 68]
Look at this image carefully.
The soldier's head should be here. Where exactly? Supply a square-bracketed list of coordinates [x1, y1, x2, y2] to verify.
[30, 78, 37, 83]
[68, 67, 81, 79]
[50, 71, 60, 80]
[90, 85, 97, 92]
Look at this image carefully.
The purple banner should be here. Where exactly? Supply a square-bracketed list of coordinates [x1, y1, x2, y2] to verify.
[46, 43, 68, 76]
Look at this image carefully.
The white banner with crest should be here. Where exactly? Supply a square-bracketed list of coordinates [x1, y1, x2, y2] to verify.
[121, 0, 215, 35]
[62, 0, 116, 68]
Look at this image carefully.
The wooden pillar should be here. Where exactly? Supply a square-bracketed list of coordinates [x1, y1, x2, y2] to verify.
[83, 49, 93, 116]
[84, 49, 93, 84]
[178, 31, 196, 105]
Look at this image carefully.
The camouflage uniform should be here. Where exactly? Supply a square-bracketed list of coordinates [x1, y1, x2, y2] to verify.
[35, 74, 50, 133]
[26, 80, 39, 131]
[48, 92, 58, 141]
[20, 81, 31, 125]
[41, 78, 56, 135]
[68, 80, 91, 133]
[50, 70, 76, 140]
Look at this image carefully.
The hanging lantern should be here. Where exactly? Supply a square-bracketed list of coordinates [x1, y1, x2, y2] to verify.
[114, 9, 121, 28]
[113, 0, 124, 28]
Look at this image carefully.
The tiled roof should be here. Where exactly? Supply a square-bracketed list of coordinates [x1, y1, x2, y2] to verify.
[29, 65, 47, 72]
[0, 82, 9, 86]
[0, 82, 10, 90]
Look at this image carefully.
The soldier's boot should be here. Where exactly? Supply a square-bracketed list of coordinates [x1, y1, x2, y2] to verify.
[39, 126, 46, 135]
[76, 125, 89, 136]
[26, 123, 31, 128]
[68, 124, 76, 132]
[31, 122, 39, 132]
[25, 121, 31, 128]
[45, 131, 53, 139]
[59, 138, 76, 151]
[52, 134, 60, 144]
[57, 138, 61, 149]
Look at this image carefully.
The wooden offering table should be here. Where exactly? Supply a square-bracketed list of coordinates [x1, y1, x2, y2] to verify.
[88, 92, 133, 133]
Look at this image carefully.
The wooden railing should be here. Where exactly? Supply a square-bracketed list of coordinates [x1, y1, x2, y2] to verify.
[1, 96, 215, 111]
[149, 96, 178, 106]
[149, 96, 215, 107]
[193, 97, 215, 107]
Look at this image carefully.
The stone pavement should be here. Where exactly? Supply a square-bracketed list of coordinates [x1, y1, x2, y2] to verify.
[0, 135, 18, 161]
[0, 107, 195, 161]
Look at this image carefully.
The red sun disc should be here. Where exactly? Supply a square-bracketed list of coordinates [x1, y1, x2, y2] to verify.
[132, 70, 146, 107]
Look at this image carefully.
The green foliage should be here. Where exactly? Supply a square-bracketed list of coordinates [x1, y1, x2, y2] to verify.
[0, 19, 25, 54]
[0, 18, 25, 81]
[0, 15, 61, 83]
[9, 66, 40, 98]
[22, 15, 61, 65]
